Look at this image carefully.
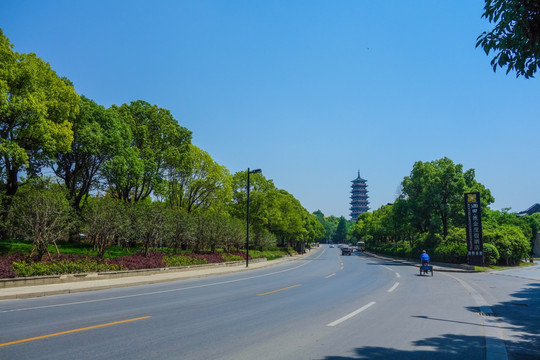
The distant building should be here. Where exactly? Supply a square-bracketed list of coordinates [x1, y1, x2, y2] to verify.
[518, 203, 540, 216]
[350, 171, 369, 220]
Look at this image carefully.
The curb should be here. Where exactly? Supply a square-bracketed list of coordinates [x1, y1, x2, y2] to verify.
[0, 257, 269, 289]
[0, 251, 314, 300]
[362, 251, 478, 273]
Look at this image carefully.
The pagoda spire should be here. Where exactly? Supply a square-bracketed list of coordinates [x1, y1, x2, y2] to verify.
[350, 171, 369, 220]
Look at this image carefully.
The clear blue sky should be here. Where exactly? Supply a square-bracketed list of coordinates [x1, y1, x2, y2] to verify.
[1, 1, 538, 218]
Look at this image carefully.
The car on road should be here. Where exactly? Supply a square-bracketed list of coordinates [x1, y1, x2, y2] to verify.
[329, 244, 334, 248]
[341, 246, 352, 256]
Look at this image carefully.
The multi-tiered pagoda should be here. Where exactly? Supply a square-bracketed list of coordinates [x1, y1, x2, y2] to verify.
[350, 171, 369, 220]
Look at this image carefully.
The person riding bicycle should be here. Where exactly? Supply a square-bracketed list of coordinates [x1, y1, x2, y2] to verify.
[420, 250, 430, 266]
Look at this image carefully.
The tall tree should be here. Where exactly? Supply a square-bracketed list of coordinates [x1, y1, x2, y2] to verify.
[400, 157, 493, 241]
[333, 216, 348, 243]
[0, 30, 78, 201]
[477, 0, 540, 78]
[5, 180, 73, 261]
[104, 100, 191, 202]
[164, 144, 231, 212]
[53, 96, 128, 213]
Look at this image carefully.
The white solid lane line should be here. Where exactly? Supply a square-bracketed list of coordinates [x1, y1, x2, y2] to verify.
[445, 273, 508, 360]
[327, 301, 376, 327]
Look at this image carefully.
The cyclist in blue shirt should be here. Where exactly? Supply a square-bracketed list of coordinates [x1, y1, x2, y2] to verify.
[420, 250, 430, 265]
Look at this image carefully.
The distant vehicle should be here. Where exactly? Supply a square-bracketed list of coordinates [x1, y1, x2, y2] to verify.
[357, 242, 365, 252]
[341, 246, 352, 256]
[329, 244, 335, 248]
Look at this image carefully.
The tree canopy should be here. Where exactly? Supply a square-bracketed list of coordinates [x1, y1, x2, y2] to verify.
[477, 0, 540, 78]
[350, 157, 530, 266]
[105, 100, 191, 202]
[53, 96, 128, 212]
[0, 29, 79, 199]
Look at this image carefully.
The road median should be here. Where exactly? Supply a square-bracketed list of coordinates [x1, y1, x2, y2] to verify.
[0, 251, 315, 300]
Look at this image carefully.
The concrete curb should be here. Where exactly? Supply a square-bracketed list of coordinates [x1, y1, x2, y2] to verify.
[0, 251, 314, 300]
[0, 257, 269, 289]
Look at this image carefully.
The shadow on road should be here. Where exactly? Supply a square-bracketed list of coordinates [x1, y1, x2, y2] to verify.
[320, 333, 485, 360]
[320, 283, 540, 360]
[479, 282, 540, 360]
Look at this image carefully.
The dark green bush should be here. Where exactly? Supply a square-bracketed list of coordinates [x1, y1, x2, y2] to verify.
[484, 225, 530, 265]
[483, 243, 500, 265]
[433, 243, 467, 264]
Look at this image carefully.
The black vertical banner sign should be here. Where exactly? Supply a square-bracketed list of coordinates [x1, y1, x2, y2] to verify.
[464, 192, 484, 266]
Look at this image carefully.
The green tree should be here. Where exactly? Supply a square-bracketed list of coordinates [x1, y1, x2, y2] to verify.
[400, 157, 493, 241]
[0, 30, 78, 200]
[53, 96, 128, 213]
[229, 170, 277, 235]
[105, 100, 191, 202]
[5, 180, 73, 261]
[162, 207, 194, 253]
[483, 224, 530, 265]
[318, 214, 340, 242]
[477, 0, 540, 78]
[126, 201, 168, 256]
[164, 144, 231, 212]
[333, 216, 348, 243]
[229, 170, 317, 250]
[81, 196, 128, 257]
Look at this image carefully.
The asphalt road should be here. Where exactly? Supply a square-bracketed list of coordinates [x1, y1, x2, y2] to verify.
[0, 246, 537, 359]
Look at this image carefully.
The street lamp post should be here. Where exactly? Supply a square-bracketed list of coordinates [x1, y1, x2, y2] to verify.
[246, 168, 261, 267]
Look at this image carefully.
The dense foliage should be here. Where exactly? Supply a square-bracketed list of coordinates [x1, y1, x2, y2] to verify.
[350, 158, 533, 266]
[0, 30, 323, 277]
[477, 0, 540, 78]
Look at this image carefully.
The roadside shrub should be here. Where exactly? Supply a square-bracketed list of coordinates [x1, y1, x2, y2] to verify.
[445, 227, 466, 244]
[396, 246, 413, 258]
[164, 255, 207, 267]
[12, 257, 123, 277]
[483, 225, 530, 265]
[221, 253, 244, 262]
[250, 249, 287, 260]
[187, 252, 225, 263]
[483, 243, 500, 265]
[433, 243, 467, 264]
[108, 251, 167, 270]
[415, 233, 443, 252]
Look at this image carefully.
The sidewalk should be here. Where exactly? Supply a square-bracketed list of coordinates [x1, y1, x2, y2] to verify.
[363, 251, 477, 273]
[0, 253, 310, 301]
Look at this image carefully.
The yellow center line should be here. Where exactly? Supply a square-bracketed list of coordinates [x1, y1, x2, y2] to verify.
[325, 273, 336, 278]
[0, 316, 151, 347]
[257, 284, 301, 296]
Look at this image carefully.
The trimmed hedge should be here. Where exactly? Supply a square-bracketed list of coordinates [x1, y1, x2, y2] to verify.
[13, 258, 123, 277]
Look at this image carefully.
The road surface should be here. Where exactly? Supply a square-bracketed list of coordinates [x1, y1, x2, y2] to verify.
[0, 246, 537, 359]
